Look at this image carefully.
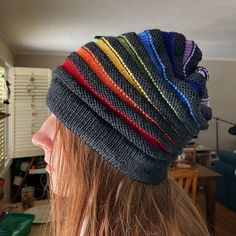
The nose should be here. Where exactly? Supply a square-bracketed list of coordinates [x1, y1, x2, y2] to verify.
[32, 113, 57, 154]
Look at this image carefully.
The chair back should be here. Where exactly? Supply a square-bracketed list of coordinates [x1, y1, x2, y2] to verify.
[168, 169, 198, 202]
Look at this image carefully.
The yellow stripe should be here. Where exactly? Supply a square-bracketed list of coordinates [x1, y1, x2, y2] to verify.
[96, 39, 145, 94]
[95, 37, 169, 124]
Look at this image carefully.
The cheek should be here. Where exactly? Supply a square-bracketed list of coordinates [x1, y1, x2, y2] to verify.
[47, 149, 64, 182]
[49, 148, 63, 171]
[46, 139, 70, 197]
[51, 171, 59, 194]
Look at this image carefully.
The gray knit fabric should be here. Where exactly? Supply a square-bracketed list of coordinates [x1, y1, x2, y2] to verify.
[46, 28, 212, 185]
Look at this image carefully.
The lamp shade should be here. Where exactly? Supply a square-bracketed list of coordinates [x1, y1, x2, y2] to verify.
[228, 126, 236, 135]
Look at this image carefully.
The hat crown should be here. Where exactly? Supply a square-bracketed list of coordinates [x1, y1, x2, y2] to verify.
[46, 28, 212, 185]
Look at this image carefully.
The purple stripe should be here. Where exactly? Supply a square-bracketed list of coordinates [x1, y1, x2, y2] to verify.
[183, 43, 196, 78]
[183, 40, 194, 65]
[196, 67, 209, 80]
[201, 98, 211, 108]
[197, 70, 206, 77]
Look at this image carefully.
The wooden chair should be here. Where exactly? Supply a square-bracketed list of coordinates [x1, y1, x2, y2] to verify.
[168, 169, 199, 202]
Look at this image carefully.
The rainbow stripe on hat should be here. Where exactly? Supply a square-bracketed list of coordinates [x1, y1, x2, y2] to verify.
[46, 28, 212, 184]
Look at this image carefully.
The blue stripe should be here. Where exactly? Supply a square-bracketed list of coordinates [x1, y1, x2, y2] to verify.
[138, 30, 199, 128]
[138, 32, 163, 74]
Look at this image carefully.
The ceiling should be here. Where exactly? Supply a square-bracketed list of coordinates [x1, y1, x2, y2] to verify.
[1, 0, 236, 60]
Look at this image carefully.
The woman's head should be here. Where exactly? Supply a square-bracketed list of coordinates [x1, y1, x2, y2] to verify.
[33, 115, 210, 235]
[32, 28, 212, 235]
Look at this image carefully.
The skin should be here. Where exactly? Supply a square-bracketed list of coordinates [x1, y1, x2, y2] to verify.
[32, 113, 58, 191]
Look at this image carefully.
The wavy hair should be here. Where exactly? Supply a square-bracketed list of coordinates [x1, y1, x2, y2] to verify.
[44, 117, 210, 236]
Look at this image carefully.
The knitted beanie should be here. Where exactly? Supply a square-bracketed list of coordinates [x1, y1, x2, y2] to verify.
[46, 28, 212, 185]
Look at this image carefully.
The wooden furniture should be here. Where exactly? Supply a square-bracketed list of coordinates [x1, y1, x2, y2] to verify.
[182, 146, 196, 163]
[169, 164, 222, 236]
[169, 169, 198, 202]
[181, 145, 212, 166]
[197, 164, 222, 236]
[0, 199, 50, 236]
[195, 146, 212, 167]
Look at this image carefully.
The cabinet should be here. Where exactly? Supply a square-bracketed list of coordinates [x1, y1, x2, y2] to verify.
[11, 156, 48, 203]
[180, 145, 213, 167]
[195, 146, 212, 167]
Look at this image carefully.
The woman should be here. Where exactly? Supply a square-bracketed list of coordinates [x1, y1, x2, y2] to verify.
[32, 28, 212, 236]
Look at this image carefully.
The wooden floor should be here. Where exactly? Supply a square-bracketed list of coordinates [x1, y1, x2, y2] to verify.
[196, 190, 236, 236]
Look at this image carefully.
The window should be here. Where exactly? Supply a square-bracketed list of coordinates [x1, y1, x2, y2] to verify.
[0, 67, 6, 172]
[8, 67, 51, 158]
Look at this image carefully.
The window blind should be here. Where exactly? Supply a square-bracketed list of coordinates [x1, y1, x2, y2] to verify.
[0, 67, 6, 172]
[8, 67, 51, 158]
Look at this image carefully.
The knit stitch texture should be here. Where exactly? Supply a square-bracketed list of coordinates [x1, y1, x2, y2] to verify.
[46, 28, 212, 185]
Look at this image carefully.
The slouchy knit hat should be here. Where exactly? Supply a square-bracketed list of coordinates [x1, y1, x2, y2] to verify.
[46, 28, 212, 185]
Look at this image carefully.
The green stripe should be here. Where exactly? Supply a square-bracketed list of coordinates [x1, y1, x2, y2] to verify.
[118, 35, 192, 135]
[117, 37, 144, 71]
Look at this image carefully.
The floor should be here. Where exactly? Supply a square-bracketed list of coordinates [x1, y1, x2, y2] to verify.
[196, 190, 236, 236]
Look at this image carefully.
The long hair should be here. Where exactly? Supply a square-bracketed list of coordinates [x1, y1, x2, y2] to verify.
[45, 117, 210, 236]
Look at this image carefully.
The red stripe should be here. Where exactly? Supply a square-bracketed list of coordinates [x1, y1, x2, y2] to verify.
[62, 58, 170, 153]
[78, 46, 176, 146]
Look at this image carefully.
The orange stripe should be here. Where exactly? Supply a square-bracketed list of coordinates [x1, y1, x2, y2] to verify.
[77, 47, 176, 145]
[63, 58, 169, 153]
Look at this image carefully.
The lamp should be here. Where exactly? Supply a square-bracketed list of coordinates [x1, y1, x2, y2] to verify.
[212, 116, 236, 152]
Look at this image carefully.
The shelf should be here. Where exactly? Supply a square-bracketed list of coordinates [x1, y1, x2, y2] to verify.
[29, 168, 47, 175]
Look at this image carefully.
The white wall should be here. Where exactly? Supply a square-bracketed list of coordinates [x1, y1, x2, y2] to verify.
[14, 54, 65, 71]
[0, 38, 14, 66]
[198, 60, 236, 151]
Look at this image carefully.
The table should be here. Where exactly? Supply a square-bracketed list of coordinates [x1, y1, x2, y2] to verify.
[196, 164, 222, 235]
[169, 164, 222, 236]
[0, 199, 50, 236]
